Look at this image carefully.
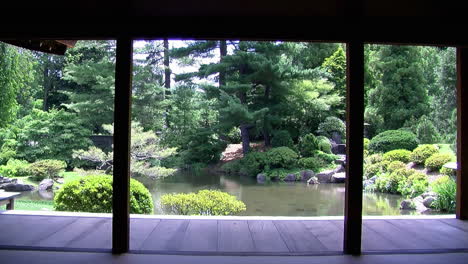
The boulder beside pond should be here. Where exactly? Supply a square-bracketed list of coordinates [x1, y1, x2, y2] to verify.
[284, 173, 297, 182]
[316, 169, 335, 183]
[307, 176, 320, 185]
[300, 170, 315, 182]
[3, 182, 35, 192]
[256, 173, 267, 184]
[39, 179, 54, 191]
[331, 172, 346, 183]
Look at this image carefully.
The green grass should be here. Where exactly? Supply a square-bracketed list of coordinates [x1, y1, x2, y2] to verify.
[437, 144, 456, 162]
[4, 200, 54, 211]
[60, 171, 84, 184]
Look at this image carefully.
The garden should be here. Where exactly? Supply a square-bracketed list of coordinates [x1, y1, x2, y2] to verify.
[0, 40, 458, 216]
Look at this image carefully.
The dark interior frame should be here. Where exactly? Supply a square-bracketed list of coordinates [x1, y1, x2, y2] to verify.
[1, 31, 466, 256]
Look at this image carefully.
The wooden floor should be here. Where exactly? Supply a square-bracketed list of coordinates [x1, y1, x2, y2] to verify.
[0, 214, 468, 254]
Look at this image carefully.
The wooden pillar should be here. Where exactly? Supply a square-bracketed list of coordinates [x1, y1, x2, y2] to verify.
[457, 47, 468, 220]
[343, 41, 364, 255]
[112, 37, 133, 254]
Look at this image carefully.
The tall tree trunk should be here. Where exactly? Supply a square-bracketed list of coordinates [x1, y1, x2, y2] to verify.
[263, 127, 271, 147]
[164, 38, 171, 128]
[219, 40, 227, 87]
[240, 124, 250, 154]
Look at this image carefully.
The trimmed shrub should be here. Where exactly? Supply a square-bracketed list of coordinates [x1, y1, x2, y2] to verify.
[410, 144, 439, 165]
[364, 162, 385, 179]
[0, 159, 30, 177]
[266, 168, 301, 181]
[316, 136, 332, 154]
[298, 157, 325, 171]
[365, 153, 383, 165]
[161, 190, 246, 216]
[220, 160, 242, 174]
[369, 130, 418, 153]
[317, 117, 346, 139]
[425, 153, 453, 172]
[266, 147, 298, 169]
[239, 151, 268, 176]
[271, 130, 294, 149]
[313, 150, 338, 164]
[29, 159, 66, 181]
[376, 168, 414, 194]
[54, 175, 153, 214]
[399, 172, 429, 198]
[440, 166, 456, 177]
[382, 149, 412, 163]
[298, 133, 319, 157]
[386, 161, 406, 174]
[431, 176, 456, 212]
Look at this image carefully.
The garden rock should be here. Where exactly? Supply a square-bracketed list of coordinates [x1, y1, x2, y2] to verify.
[423, 196, 435, 208]
[39, 179, 54, 191]
[300, 170, 315, 182]
[406, 162, 416, 169]
[335, 155, 346, 166]
[316, 169, 335, 183]
[284, 173, 296, 182]
[331, 172, 346, 183]
[413, 196, 430, 213]
[38, 190, 54, 199]
[256, 173, 267, 184]
[331, 132, 342, 144]
[0, 177, 16, 185]
[421, 192, 437, 199]
[3, 183, 35, 192]
[332, 144, 346, 155]
[307, 176, 320, 185]
[334, 164, 345, 173]
[400, 199, 416, 210]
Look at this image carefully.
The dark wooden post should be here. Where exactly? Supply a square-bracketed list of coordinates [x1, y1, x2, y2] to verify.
[112, 37, 133, 254]
[343, 41, 364, 255]
[457, 47, 468, 220]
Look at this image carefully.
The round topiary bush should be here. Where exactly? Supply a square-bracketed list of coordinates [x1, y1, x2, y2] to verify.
[410, 144, 439, 165]
[298, 157, 324, 171]
[54, 175, 154, 214]
[386, 161, 406, 174]
[266, 147, 298, 169]
[29, 159, 66, 181]
[239, 151, 269, 176]
[316, 136, 332, 154]
[425, 153, 453, 172]
[382, 149, 412, 163]
[271, 130, 294, 149]
[317, 116, 346, 139]
[298, 133, 319, 157]
[369, 130, 418, 153]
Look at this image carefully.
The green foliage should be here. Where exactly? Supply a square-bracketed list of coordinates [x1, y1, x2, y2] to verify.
[410, 144, 439, 165]
[440, 166, 456, 177]
[0, 159, 30, 177]
[317, 117, 346, 139]
[54, 175, 153, 214]
[312, 150, 337, 164]
[369, 130, 418, 153]
[375, 168, 414, 194]
[182, 128, 227, 165]
[220, 160, 242, 174]
[3, 107, 92, 166]
[225, 127, 241, 144]
[364, 138, 370, 151]
[13, 200, 54, 211]
[365, 153, 383, 165]
[239, 151, 269, 176]
[399, 172, 429, 198]
[316, 136, 332, 154]
[298, 157, 325, 171]
[322, 46, 346, 106]
[266, 168, 301, 181]
[29, 159, 66, 181]
[298, 133, 319, 157]
[266, 147, 298, 169]
[425, 153, 453, 172]
[416, 116, 440, 144]
[431, 176, 456, 212]
[271, 130, 294, 149]
[161, 190, 246, 216]
[382, 149, 412, 163]
[386, 161, 406, 174]
[364, 162, 385, 179]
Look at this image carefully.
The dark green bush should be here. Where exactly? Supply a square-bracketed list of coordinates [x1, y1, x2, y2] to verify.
[266, 147, 298, 169]
[220, 159, 242, 174]
[29, 159, 66, 181]
[239, 151, 268, 176]
[382, 149, 412, 163]
[182, 128, 227, 164]
[431, 176, 456, 212]
[364, 162, 384, 179]
[54, 175, 153, 214]
[266, 168, 301, 181]
[316, 136, 332, 154]
[375, 168, 414, 194]
[161, 190, 246, 215]
[317, 116, 346, 139]
[298, 133, 319, 157]
[369, 130, 418, 153]
[312, 150, 337, 164]
[425, 153, 453, 172]
[416, 116, 440, 144]
[410, 144, 439, 165]
[0, 159, 30, 177]
[271, 130, 294, 149]
[298, 157, 325, 171]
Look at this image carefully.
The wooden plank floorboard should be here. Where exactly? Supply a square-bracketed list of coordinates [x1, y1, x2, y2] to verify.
[0, 216, 76, 246]
[130, 218, 160, 250]
[301, 220, 343, 251]
[273, 220, 327, 252]
[363, 220, 435, 250]
[247, 220, 289, 252]
[180, 220, 218, 252]
[65, 218, 111, 249]
[218, 220, 255, 252]
[361, 223, 401, 251]
[439, 219, 468, 233]
[388, 219, 468, 249]
[140, 219, 189, 251]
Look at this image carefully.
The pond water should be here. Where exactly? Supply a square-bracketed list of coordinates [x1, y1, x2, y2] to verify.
[19, 170, 418, 216]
